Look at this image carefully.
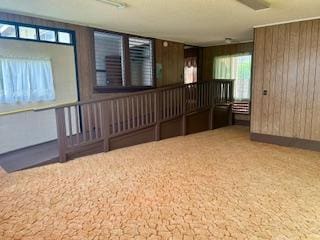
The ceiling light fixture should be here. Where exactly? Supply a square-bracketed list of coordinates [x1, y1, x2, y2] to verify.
[225, 38, 233, 44]
[236, 0, 270, 10]
[96, 0, 128, 9]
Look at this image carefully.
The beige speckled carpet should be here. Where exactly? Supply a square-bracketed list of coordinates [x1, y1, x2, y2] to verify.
[0, 126, 320, 240]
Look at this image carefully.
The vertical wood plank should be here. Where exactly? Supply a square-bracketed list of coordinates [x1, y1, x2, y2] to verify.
[284, 22, 300, 137]
[298, 21, 313, 139]
[311, 21, 320, 140]
[261, 26, 273, 134]
[279, 24, 291, 136]
[305, 20, 320, 139]
[293, 21, 308, 137]
[267, 25, 279, 133]
[272, 24, 285, 135]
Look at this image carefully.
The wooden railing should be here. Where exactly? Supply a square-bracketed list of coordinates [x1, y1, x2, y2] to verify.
[52, 79, 233, 162]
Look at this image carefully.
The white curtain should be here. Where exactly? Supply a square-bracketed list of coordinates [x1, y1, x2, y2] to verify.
[184, 57, 197, 84]
[214, 54, 252, 101]
[0, 57, 55, 104]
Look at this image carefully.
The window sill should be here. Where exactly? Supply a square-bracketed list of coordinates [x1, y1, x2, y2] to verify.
[94, 86, 155, 93]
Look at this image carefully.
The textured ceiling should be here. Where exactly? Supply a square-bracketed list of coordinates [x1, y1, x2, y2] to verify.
[0, 0, 320, 46]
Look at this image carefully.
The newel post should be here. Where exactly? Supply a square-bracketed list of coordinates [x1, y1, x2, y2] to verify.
[55, 108, 67, 162]
[102, 100, 111, 152]
[154, 90, 161, 141]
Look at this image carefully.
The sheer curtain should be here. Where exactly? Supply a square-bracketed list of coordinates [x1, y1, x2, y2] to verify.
[184, 57, 197, 84]
[214, 53, 252, 101]
[0, 57, 55, 104]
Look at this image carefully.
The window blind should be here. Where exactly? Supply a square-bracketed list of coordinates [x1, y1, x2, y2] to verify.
[129, 37, 153, 87]
[94, 32, 124, 87]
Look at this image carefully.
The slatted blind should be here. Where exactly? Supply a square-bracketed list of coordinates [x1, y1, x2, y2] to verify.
[94, 32, 124, 87]
[232, 101, 250, 114]
[129, 37, 153, 87]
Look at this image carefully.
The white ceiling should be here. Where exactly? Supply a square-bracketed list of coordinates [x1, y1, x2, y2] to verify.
[0, 0, 320, 46]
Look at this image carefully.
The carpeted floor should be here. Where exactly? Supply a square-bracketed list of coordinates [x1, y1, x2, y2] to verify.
[0, 126, 320, 240]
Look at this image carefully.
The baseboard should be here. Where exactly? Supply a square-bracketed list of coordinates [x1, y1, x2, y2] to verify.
[250, 133, 320, 152]
[234, 120, 250, 126]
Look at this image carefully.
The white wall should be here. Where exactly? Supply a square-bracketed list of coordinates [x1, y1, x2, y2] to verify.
[0, 39, 78, 154]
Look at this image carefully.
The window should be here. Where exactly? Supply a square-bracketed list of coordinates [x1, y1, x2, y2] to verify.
[94, 32, 124, 87]
[0, 20, 74, 45]
[19, 26, 37, 40]
[214, 53, 252, 114]
[39, 29, 56, 42]
[0, 57, 55, 104]
[184, 57, 197, 84]
[58, 31, 71, 44]
[129, 37, 153, 86]
[93, 31, 154, 90]
[0, 24, 16, 38]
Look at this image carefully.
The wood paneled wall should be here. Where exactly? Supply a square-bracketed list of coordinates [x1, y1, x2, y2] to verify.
[0, 12, 185, 100]
[251, 19, 320, 141]
[202, 42, 254, 81]
[155, 40, 184, 87]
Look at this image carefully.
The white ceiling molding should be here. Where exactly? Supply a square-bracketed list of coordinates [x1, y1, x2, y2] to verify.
[254, 16, 320, 28]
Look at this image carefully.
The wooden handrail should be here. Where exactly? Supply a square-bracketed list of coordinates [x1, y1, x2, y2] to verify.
[36, 79, 227, 111]
[51, 79, 234, 162]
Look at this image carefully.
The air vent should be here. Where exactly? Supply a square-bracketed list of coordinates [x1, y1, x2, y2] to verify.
[237, 0, 270, 10]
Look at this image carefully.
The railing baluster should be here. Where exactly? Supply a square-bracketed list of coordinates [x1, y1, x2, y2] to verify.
[67, 106, 73, 146]
[126, 97, 131, 130]
[149, 93, 153, 123]
[75, 105, 80, 144]
[121, 98, 126, 131]
[98, 102, 103, 139]
[87, 104, 93, 141]
[81, 104, 87, 142]
[132, 97, 136, 128]
[141, 95, 145, 126]
[116, 100, 120, 133]
[111, 100, 115, 135]
[145, 94, 149, 125]
[136, 96, 140, 127]
[93, 103, 99, 139]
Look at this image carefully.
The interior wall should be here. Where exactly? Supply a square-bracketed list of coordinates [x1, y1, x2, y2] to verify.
[155, 40, 184, 87]
[0, 12, 95, 101]
[251, 19, 320, 141]
[0, 40, 77, 154]
[0, 39, 77, 113]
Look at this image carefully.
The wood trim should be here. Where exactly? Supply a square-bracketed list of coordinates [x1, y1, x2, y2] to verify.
[251, 132, 320, 152]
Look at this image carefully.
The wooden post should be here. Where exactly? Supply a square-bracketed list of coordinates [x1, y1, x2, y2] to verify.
[209, 80, 215, 130]
[154, 91, 160, 141]
[182, 86, 187, 136]
[228, 104, 233, 126]
[102, 101, 111, 152]
[55, 108, 67, 162]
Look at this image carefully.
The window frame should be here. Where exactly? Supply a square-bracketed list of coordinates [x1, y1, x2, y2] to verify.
[213, 53, 253, 115]
[0, 20, 74, 46]
[92, 28, 156, 93]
